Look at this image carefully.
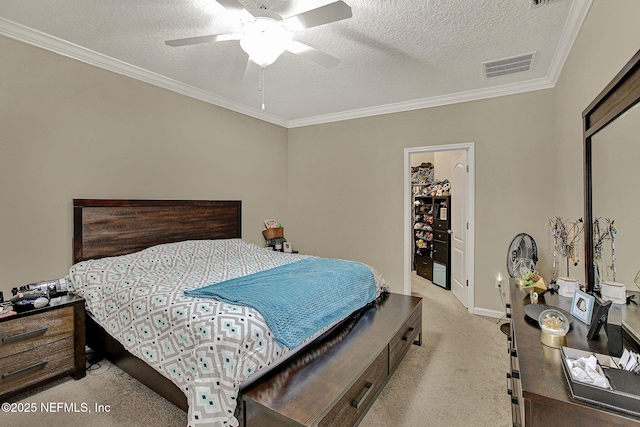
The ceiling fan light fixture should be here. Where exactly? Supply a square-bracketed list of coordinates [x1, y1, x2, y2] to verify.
[240, 18, 292, 68]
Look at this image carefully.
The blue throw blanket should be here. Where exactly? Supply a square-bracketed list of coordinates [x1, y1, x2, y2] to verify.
[184, 257, 377, 349]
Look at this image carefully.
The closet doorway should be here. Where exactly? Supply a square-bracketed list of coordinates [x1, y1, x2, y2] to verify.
[403, 143, 475, 312]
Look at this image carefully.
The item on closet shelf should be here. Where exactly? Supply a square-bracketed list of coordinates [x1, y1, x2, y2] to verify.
[600, 281, 627, 304]
[411, 163, 434, 185]
[557, 277, 580, 297]
[439, 207, 447, 220]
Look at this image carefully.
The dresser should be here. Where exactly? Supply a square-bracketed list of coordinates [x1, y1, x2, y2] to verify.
[0, 295, 86, 400]
[507, 283, 640, 427]
[240, 293, 422, 427]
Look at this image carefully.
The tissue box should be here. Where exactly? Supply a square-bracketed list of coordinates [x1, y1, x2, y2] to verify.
[601, 281, 627, 304]
[561, 347, 640, 416]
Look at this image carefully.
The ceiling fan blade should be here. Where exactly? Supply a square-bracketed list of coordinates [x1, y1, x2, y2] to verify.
[165, 33, 241, 47]
[283, 1, 352, 31]
[243, 57, 260, 80]
[215, 0, 255, 20]
[287, 40, 340, 68]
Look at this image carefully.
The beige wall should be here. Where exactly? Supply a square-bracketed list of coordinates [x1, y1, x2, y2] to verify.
[0, 36, 289, 298]
[409, 152, 434, 168]
[553, 0, 640, 284]
[433, 150, 464, 182]
[288, 92, 557, 311]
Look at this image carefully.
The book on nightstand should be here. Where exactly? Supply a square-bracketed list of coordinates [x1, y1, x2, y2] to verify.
[0, 309, 17, 318]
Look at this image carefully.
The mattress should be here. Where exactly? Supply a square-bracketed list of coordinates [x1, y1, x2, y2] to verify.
[67, 239, 387, 427]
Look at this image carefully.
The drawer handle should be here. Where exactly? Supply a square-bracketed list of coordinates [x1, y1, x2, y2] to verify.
[352, 382, 373, 409]
[2, 327, 48, 344]
[402, 327, 415, 341]
[2, 361, 48, 380]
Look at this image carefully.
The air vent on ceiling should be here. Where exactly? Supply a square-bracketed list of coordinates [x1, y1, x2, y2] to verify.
[482, 52, 536, 79]
[531, 0, 554, 8]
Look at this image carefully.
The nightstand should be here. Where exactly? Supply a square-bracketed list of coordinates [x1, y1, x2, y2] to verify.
[0, 295, 85, 400]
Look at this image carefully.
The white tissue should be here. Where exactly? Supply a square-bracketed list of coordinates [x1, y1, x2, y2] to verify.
[567, 355, 611, 389]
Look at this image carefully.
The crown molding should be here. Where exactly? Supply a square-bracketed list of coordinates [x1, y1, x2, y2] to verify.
[287, 77, 556, 128]
[0, 17, 288, 128]
[1, 0, 592, 129]
[546, 0, 594, 84]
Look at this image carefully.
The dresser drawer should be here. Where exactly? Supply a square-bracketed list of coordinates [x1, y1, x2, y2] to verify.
[318, 348, 388, 427]
[0, 336, 75, 395]
[433, 219, 448, 231]
[433, 230, 449, 242]
[432, 241, 448, 263]
[0, 306, 74, 358]
[415, 255, 433, 280]
[389, 304, 422, 373]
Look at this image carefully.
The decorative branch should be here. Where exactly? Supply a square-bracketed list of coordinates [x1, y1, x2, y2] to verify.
[547, 217, 584, 277]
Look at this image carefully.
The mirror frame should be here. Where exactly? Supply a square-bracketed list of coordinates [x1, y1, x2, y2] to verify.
[583, 49, 640, 293]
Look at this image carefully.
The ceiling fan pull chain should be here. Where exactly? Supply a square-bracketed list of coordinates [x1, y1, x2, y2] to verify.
[259, 66, 266, 110]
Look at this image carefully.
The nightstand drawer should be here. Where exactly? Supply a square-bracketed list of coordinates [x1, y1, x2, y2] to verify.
[0, 306, 74, 358]
[318, 348, 388, 427]
[0, 336, 75, 395]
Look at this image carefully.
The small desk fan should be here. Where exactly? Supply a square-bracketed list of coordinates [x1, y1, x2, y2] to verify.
[507, 233, 538, 278]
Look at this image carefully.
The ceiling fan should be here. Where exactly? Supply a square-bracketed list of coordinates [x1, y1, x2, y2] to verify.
[165, 0, 352, 69]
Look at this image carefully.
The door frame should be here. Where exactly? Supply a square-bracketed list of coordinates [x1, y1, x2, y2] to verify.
[403, 142, 476, 313]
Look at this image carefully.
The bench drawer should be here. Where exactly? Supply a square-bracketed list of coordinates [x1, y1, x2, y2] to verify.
[318, 349, 388, 427]
[389, 305, 422, 373]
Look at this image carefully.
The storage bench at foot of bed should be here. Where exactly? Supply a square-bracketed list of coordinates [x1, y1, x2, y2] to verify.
[240, 292, 422, 427]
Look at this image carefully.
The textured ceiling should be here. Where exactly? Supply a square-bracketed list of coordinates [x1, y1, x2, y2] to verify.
[0, 0, 592, 127]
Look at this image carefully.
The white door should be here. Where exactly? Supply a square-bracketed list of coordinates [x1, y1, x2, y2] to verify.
[451, 151, 467, 307]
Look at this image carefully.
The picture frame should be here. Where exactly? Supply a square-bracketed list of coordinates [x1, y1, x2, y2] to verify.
[283, 242, 292, 253]
[587, 296, 613, 340]
[571, 290, 595, 325]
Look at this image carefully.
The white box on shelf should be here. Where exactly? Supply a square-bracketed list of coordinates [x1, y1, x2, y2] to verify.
[557, 277, 579, 297]
[600, 281, 627, 304]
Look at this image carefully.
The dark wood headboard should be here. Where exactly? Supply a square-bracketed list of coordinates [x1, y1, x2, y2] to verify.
[73, 199, 242, 263]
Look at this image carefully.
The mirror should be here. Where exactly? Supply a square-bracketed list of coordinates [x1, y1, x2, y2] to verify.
[584, 49, 640, 342]
[591, 103, 640, 287]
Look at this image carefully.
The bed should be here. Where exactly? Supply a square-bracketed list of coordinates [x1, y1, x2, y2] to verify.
[70, 199, 421, 427]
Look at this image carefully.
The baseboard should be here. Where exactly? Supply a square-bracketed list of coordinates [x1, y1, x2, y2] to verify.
[472, 307, 505, 319]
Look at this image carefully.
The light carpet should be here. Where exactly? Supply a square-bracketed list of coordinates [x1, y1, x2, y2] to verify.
[3, 274, 511, 426]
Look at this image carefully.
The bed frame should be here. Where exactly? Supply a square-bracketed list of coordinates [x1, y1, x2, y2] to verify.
[72, 199, 422, 426]
[73, 199, 242, 410]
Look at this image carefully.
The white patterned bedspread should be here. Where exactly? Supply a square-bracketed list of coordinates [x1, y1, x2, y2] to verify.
[66, 239, 386, 427]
